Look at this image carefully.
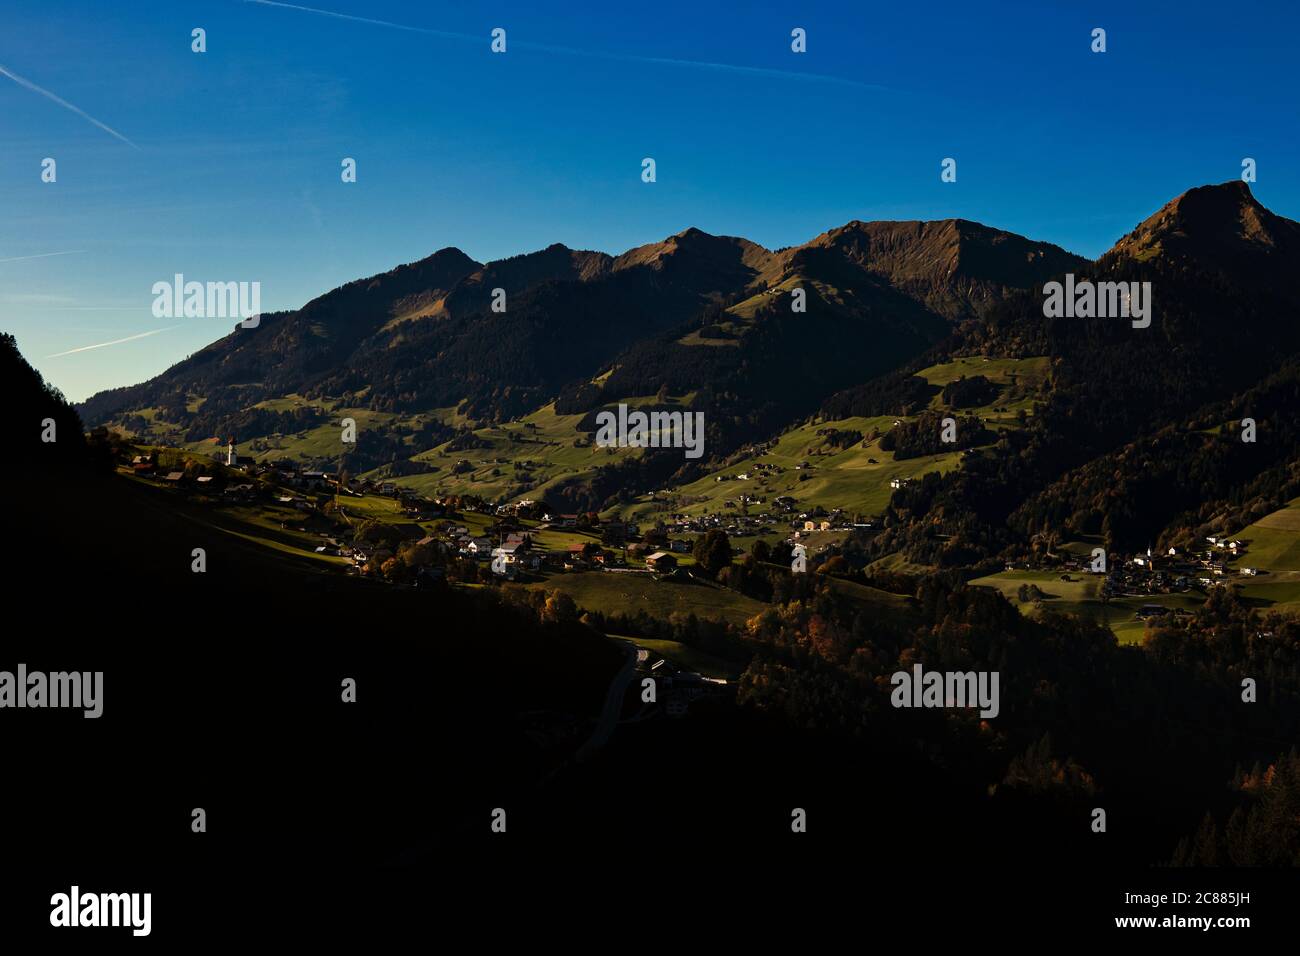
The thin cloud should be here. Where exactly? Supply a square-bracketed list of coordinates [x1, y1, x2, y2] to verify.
[243, 0, 892, 92]
[47, 326, 179, 358]
[0, 63, 140, 149]
[0, 250, 85, 264]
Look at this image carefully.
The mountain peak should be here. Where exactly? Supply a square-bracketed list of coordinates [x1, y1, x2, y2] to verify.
[402, 246, 479, 273]
[613, 228, 773, 274]
[778, 217, 1088, 319]
[1154, 180, 1265, 233]
[1107, 181, 1296, 265]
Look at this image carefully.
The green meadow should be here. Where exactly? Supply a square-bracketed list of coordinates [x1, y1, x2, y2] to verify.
[968, 569, 1206, 645]
[385, 397, 701, 502]
[527, 571, 765, 627]
[1229, 497, 1300, 572]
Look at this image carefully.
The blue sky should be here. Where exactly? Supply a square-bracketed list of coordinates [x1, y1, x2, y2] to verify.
[2, 0, 1297, 402]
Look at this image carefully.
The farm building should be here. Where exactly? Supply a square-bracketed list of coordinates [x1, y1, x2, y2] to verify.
[646, 552, 678, 573]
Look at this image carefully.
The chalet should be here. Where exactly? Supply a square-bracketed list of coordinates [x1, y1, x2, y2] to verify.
[466, 538, 494, 558]
[131, 462, 155, 476]
[164, 471, 185, 484]
[646, 552, 677, 573]
[626, 542, 648, 558]
[668, 539, 690, 554]
[491, 544, 524, 577]
[504, 532, 532, 550]
[890, 477, 913, 490]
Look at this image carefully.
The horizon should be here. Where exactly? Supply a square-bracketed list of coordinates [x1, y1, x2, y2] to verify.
[3, 0, 1299, 402]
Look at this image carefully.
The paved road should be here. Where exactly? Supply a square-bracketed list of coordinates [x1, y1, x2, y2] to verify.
[573, 638, 638, 763]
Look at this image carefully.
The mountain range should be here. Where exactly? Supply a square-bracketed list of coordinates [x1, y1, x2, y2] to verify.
[76, 180, 1300, 565]
[78, 211, 1085, 427]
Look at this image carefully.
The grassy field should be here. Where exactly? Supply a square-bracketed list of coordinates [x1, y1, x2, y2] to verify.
[1209, 498, 1300, 612]
[383, 396, 708, 502]
[622, 414, 966, 522]
[110, 356, 1050, 536]
[915, 355, 1051, 426]
[1230, 497, 1300, 572]
[524, 571, 765, 627]
[115, 395, 483, 468]
[968, 569, 1206, 645]
[823, 575, 913, 609]
[622, 355, 1052, 524]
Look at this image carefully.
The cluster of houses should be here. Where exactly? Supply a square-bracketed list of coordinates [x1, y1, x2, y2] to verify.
[128, 437, 888, 583]
[1120, 539, 1258, 591]
[1007, 536, 1261, 607]
[342, 515, 696, 582]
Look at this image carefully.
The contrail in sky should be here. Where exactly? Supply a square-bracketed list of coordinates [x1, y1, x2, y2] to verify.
[0, 63, 140, 149]
[243, 0, 893, 92]
[0, 250, 85, 264]
[47, 326, 179, 358]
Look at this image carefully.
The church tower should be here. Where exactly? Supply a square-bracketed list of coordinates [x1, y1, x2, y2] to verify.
[226, 436, 236, 467]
